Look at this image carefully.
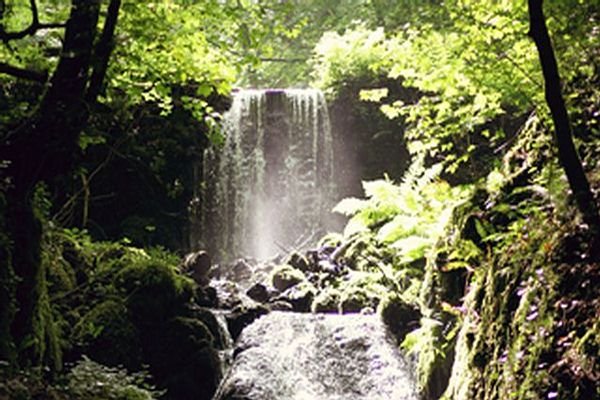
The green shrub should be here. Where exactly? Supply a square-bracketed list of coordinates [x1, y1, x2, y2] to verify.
[65, 357, 163, 400]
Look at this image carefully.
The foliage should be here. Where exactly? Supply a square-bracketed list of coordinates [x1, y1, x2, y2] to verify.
[0, 358, 161, 400]
[310, 0, 600, 175]
[35, 220, 220, 398]
[312, 26, 389, 95]
[334, 158, 471, 270]
[107, 1, 235, 123]
[65, 357, 162, 400]
[0, 187, 16, 363]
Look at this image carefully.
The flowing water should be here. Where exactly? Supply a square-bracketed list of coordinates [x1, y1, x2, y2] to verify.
[213, 311, 419, 400]
[199, 89, 336, 262]
[199, 89, 418, 400]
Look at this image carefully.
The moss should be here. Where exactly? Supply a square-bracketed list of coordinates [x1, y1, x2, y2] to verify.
[270, 264, 306, 292]
[278, 281, 316, 312]
[311, 288, 342, 313]
[151, 318, 220, 400]
[378, 294, 421, 342]
[339, 286, 377, 313]
[73, 299, 142, 369]
[440, 200, 600, 400]
[115, 256, 194, 325]
[0, 191, 16, 364]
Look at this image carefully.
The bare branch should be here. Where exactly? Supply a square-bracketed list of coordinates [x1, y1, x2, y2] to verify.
[0, 61, 47, 82]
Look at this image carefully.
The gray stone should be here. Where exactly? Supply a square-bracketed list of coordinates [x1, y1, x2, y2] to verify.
[212, 312, 419, 400]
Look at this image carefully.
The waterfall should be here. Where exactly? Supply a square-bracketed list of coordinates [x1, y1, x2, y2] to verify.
[200, 89, 336, 261]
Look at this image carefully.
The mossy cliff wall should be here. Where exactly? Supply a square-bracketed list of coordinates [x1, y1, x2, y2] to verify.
[422, 182, 600, 400]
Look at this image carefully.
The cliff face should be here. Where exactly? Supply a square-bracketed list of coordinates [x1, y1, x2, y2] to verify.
[443, 213, 599, 400]
[416, 134, 600, 400]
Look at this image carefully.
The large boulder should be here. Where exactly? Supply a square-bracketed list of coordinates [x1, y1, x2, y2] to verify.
[212, 312, 419, 400]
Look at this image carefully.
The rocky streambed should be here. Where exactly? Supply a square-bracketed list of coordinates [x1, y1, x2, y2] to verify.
[213, 312, 419, 400]
[182, 247, 422, 400]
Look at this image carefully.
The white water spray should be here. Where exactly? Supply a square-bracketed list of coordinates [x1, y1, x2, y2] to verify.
[200, 89, 335, 261]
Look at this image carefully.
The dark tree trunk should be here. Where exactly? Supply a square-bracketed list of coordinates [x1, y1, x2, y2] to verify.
[1, 0, 104, 368]
[528, 0, 600, 243]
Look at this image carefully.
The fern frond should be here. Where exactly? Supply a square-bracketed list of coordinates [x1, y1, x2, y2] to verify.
[332, 197, 370, 216]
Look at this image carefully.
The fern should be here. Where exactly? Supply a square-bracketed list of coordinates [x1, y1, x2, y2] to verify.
[333, 157, 472, 271]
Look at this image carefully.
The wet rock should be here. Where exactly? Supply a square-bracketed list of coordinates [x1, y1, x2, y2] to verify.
[189, 305, 232, 350]
[246, 282, 270, 303]
[311, 288, 341, 313]
[378, 294, 421, 342]
[210, 279, 253, 309]
[339, 287, 379, 314]
[271, 264, 305, 292]
[226, 303, 270, 341]
[196, 285, 218, 308]
[275, 282, 316, 312]
[286, 252, 311, 272]
[230, 259, 253, 282]
[213, 312, 419, 400]
[318, 259, 340, 275]
[268, 300, 294, 311]
[183, 250, 212, 285]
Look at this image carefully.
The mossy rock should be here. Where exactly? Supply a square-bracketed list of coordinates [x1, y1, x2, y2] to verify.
[378, 294, 421, 342]
[191, 307, 230, 350]
[339, 287, 378, 313]
[285, 252, 311, 272]
[270, 264, 306, 292]
[72, 299, 142, 369]
[277, 281, 316, 312]
[311, 288, 341, 313]
[115, 258, 194, 325]
[148, 317, 221, 400]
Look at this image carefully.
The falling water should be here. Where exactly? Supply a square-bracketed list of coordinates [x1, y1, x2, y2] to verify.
[200, 89, 335, 261]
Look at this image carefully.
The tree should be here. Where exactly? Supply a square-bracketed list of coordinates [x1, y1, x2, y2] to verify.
[0, 0, 121, 368]
[528, 0, 600, 248]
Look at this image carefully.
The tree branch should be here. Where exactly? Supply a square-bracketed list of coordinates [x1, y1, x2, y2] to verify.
[86, 0, 121, 103]
[0, 61, 47, 82]
[0, 0, 66, 42]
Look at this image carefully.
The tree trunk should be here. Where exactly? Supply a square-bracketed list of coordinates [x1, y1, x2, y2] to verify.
[528, 0, 600, 243]
[1, 0, 102, 368]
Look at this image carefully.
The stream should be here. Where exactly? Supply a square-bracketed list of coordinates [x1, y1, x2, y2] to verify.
[213, 311, 419, 400]
[197, 89, 419, 399]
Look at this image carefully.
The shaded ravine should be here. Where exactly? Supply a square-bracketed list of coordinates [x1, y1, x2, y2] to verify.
[213, 311, 419, 400]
